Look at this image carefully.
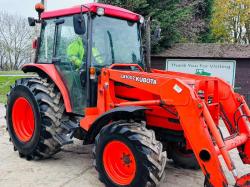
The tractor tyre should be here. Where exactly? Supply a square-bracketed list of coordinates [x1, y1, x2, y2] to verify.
[167, 143, 200, 170]
[6, 77, 65, 160]
[93, 121, 167, 187]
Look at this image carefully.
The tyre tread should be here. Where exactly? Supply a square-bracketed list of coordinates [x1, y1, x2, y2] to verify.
[93, 121, 167, 187]
[6, 76, 66, 159]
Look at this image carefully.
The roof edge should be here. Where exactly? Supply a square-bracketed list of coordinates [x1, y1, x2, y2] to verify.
[41, 3, 140, 21]
[154, 43, 250, 59]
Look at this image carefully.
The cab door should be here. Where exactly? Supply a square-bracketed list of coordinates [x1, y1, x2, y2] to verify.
[53, 15, 88, 115]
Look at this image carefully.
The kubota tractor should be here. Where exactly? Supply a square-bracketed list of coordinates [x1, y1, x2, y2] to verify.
[5, 2, 250, 187]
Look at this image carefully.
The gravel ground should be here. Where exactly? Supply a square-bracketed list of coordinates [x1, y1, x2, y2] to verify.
[0, 104, 249, 187]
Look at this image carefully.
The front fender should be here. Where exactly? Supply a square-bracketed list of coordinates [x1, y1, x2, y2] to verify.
[85, 106, 148, 143]
[22, 64, 72, 113]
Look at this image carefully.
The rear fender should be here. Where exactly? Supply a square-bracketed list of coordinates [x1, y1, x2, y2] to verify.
[22, 64, 72, 112]
[85, 106, 148, 143]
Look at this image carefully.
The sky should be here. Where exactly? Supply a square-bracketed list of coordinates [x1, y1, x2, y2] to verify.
[0, 0, 94, 17]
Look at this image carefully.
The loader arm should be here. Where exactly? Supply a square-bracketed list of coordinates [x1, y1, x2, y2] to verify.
[81, 64, 250, 187]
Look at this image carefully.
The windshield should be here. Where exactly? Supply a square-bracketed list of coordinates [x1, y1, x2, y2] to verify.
[92, 16, 143, 67]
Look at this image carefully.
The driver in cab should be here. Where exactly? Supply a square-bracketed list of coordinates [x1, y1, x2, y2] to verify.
[67, 37, 103, 69]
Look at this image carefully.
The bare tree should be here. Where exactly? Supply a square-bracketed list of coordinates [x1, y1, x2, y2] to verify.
[0, 11, 35, 70]
[0, 42, 7, 70]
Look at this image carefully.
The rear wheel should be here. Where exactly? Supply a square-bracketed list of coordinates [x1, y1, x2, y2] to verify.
[93, 121, 167, 187]
[12, 97, 35, 142]
[6, 77, 66, 159]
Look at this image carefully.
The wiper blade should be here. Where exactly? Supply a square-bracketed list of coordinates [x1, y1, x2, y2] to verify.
[107, 31, 115, 64]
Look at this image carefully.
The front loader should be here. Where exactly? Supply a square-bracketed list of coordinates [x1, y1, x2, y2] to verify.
[5, 2, 250, 187]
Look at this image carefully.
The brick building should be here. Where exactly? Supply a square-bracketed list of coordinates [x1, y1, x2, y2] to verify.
[151, 43, 250, 104]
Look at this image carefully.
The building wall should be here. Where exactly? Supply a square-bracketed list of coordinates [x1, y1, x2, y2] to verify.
[151, 57, 250, 105]
[234, 59, 250, 105]
[151, 57, 166, 70]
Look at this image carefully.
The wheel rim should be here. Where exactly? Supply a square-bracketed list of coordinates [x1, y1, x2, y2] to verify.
[12, 97, 35, 142]
[103, 140, 136, 185]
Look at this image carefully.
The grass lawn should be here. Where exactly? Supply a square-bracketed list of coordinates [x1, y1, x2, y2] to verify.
[0, 76, 24, 104]
[0, 71, 24, 75]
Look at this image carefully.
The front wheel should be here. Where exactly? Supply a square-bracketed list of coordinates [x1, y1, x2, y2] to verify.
[93, 121, 167, 187]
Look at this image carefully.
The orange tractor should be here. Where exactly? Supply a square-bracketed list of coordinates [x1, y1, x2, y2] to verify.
[5, 3, 250, 187]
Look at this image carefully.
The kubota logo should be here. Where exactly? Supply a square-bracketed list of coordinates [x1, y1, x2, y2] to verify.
[121, 75, 157, 85]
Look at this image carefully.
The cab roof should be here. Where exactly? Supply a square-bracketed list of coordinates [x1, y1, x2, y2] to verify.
[41, 3, 140, 22]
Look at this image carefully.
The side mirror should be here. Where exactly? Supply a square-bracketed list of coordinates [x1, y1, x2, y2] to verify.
[73, 14, 86, 35]
[28, 3, 45, 26]
[28, 17, 36, 26]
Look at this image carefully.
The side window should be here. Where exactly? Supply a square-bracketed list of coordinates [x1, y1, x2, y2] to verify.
[56, 15, 87, 69]
[38, 20, 55, 63]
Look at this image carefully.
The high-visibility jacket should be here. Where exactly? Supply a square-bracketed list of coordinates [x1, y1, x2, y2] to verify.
[67, 37, 103, 69]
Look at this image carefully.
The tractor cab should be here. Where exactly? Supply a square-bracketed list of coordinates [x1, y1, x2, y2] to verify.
[29, 3, 144, 114]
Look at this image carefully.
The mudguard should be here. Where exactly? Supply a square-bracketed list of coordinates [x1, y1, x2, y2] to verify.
[85, 106, 148, 143]
[22, 64, 72, 112]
